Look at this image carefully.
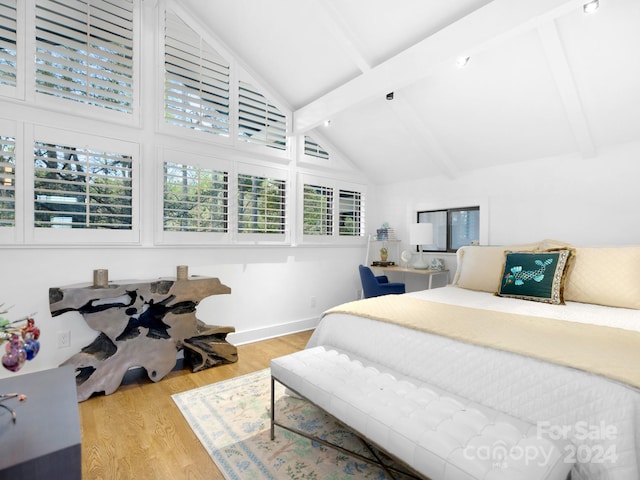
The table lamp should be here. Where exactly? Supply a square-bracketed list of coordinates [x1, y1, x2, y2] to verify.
[409, 223, 433, 269]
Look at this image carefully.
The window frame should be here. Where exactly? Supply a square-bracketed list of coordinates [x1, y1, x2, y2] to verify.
[162, 7, 231, 140]
[155, 148, 231, 245]
[0, 118, 20, 244]
[416, 206, 480, 253]
[234, 162, 289, 245]
[31, 0, 141, 127]
[0, 0, 23, 100]
[297, 173, 366, 245]
[24, 125, 140, 245]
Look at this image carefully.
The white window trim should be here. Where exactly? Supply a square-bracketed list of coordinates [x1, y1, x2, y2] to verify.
[24, 124, 140, 245]
[234, 162, 290, 245]
[297, 173, 367, 245]
[0, 0, 24, 101]
[0, 118, 20, 244]
[28, 0, 141, 128]
[158, 2, 293, 164]
[155, 147, 231, 245]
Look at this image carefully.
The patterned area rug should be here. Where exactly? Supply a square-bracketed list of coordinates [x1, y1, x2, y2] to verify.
[172, 369, 412, 479]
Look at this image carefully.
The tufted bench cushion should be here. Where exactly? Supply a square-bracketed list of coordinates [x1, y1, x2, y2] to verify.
[271, 346, 573, 480]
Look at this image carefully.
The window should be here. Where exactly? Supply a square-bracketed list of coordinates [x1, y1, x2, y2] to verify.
[164, 9, 230, 136]
[35, 0, 135, 113]
[339, 189, 363, 237]
[0, 134, 15, 226]
[163, 162, 228, 233]
[0, 0, 17, 88]
[33, 141, 133, 229]
[237, 173, 286, 234]
[238, 80, 286, 151]
[417, 206, 479, 252]
[302, 184, 333, 236]
[299, 176, 366, 243]
[304, 136, 329, 160]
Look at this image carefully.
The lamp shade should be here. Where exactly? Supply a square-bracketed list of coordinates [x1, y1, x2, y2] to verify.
[409, 223, 433, 246]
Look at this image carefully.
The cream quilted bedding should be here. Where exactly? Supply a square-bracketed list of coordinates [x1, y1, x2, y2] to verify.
[311, 287, 640, 480]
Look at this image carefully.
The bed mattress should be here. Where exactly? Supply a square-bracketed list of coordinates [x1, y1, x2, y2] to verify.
[308, 287, 640, 480]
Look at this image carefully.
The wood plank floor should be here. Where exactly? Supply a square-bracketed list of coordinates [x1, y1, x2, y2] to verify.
[78, 330, 313, 480]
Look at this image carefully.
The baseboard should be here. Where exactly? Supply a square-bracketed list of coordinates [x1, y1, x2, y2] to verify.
[227, 316, 320, 346]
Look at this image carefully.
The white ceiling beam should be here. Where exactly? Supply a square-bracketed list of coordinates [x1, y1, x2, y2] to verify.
[294, 0, 583, 134]
[313, 0, 371, 73]
[537, 21, 596, 158]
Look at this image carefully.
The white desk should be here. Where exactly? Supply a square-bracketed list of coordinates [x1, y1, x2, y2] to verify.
[372, 266, 449, 289]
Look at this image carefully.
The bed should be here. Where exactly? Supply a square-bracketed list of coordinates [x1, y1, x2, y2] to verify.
[305, 242, 640, 480]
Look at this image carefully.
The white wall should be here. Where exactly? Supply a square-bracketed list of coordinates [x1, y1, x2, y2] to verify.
[370, 140, 640, 282]
[0, 244, 364, 379]
[0, 2, 371, 380]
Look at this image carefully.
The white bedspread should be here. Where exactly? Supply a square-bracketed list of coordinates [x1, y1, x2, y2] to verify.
[308, 286, 640, 480]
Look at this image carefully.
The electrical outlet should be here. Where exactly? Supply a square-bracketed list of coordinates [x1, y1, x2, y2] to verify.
[57, 330, 71, 348]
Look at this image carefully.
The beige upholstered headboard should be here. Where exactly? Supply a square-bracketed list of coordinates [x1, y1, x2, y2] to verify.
[453, 240, 640, 310]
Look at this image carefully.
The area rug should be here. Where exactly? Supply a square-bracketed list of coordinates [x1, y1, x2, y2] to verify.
[172, 369, 411, 479]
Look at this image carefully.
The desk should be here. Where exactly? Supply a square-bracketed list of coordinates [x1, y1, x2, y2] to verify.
[0, 366, 81, 479]
[372, 266, 449, 289]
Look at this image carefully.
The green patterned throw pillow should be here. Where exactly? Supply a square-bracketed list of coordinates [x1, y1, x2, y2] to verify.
[497, 250, 572, 304]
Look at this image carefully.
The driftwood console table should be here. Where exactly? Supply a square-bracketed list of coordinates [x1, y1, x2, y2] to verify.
[49, 267, 237, 402]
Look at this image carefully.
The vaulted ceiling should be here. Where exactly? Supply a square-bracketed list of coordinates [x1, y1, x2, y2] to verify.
[178, 0, 640, 184]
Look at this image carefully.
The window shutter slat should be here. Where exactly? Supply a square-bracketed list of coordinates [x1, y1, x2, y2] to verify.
[339, 189, 363, 237]
[35, 0, 134, 114]
[303, 184, 333, 236]
[33, 141, 134, 230]
[0, 134, 15, 227]
[0, 0, 16, 87]
[238, 81, 287, 151]
[237, 173, 286, 234]
[164, 10, 230, 137]
[304, 136, 329, 160]
[163, 162, 228, 233]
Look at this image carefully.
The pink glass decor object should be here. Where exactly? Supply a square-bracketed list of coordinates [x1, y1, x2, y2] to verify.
[0, 305, 41, 373]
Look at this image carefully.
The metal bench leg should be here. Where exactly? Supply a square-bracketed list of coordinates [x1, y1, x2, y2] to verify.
[270, 375, 275, 440]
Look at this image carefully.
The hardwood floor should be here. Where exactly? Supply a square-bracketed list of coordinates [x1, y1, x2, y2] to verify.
[78, 330, 313, 480]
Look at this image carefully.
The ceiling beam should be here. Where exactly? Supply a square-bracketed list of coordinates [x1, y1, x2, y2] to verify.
[537, 21, 596, 157]
[313, 0, 371, 73]
[294, 0, 583, 134]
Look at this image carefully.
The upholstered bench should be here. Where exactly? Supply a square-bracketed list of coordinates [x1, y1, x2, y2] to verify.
[270, 346, 574, 480]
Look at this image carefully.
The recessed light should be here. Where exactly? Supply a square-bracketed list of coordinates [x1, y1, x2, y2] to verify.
[583, 0, 599, 14]
[456, 56, 470, 68]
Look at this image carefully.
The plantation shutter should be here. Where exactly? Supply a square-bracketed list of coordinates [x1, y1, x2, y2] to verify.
[0, 135, 15, 226]
[238, 81, 286, 150]
[338, 189, 363, 237]
[0, 0, 17, 88]
[303, 184, 333, 236]
[35, 0, 134, 113]
[304, 136, 329, 160]
[164, 10, 230, 136]
[33, 141, 133, 229]
[163, 162, 228, 233]
[237, 173, 286, 234]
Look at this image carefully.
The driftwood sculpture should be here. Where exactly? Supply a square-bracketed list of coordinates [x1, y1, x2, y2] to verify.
[49, 267, 237, 402]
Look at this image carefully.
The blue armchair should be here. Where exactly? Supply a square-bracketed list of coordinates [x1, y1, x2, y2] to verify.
[359, 265, 406, 298]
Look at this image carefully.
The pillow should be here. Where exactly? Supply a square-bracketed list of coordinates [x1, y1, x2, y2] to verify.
[453, 243, 542, 292]
[564, 246, 640, 309]
[497, 250, 572, 304]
